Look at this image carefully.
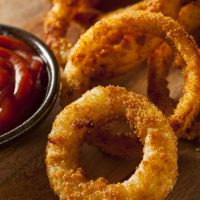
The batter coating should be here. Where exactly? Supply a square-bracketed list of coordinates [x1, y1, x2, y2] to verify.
[61, 11, 200, 138]
[44, 0, 181, 67]
[147, 0, 200, 139]
[46, 86, 178, 200]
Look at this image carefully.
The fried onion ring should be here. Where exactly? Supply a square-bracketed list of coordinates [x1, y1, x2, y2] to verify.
[44, 0, 181, 68]
[44, 0, 101, 67]
[61, 11, 200, 137]
[147, 0, 200, 139]
[46, 86, 178, 200]
[178, 0, 200, 34]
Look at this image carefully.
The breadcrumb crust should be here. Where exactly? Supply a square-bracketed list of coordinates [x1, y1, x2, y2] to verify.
[46, 86, 178, 200]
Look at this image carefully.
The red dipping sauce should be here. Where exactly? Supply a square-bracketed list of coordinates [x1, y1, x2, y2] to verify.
[0, 35, 48, 134]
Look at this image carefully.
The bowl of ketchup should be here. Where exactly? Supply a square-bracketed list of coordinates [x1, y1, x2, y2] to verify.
[0, 24, 59, 145]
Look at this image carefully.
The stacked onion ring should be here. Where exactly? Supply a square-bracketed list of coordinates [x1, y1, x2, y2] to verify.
[44, 0, 182, 68]
[147, 0, 200, 139]
[60, 10, 200, 138]
[44, 1, 200, 199]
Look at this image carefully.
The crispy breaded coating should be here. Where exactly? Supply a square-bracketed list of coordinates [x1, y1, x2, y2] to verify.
[46, 86, 178, 200]
[44, 0, 181, 68]
[178, 0, 200, 33]
[61, 10, 200, 138]
[147, 0, 200, 139]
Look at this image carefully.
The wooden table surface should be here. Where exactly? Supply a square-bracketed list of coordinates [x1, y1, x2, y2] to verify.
[0, 0, 200, 199]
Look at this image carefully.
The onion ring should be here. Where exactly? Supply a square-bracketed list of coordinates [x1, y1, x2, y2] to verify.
[61, 10, 200, 138]
[178, 0, 200, 33]
[46, 86, 178, 200]
[44, 0, 181, 68]
[44, 0, 102, 67]
[147, 0, 200, 139]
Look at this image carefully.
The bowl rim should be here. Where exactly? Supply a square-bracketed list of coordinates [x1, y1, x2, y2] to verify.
[0, 24, 60, 145]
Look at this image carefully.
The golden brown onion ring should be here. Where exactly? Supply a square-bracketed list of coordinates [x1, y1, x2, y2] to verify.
[44, 0, 101, 67]
[46, 86, 178, 200]
[147, 0, 200, 139]
[44, 0, 181, 68]
[178, 0, 200, 33]
[61, 10, 200, 137]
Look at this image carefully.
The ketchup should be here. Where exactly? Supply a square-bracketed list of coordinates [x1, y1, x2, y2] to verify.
[0, 35, 48, 134]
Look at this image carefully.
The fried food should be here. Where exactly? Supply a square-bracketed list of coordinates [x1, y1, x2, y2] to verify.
[44, 0, 181, 68]
[44, 0, 101, 67]
[61, 10, 200, 139]
[178, 0, 200, 33]
[46, 86, 178, 200]
[147, 0, 200, 139]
